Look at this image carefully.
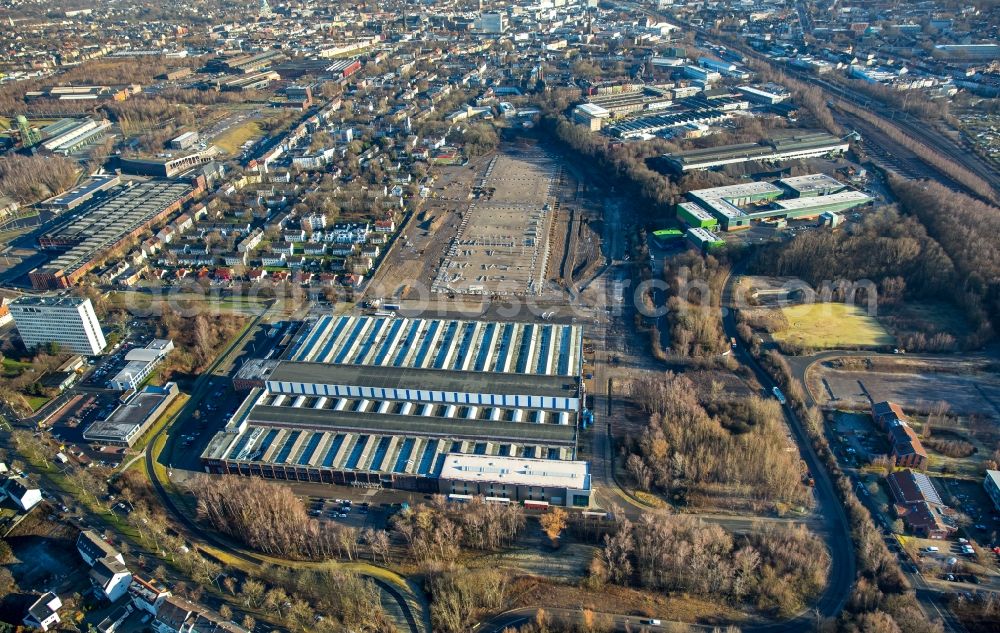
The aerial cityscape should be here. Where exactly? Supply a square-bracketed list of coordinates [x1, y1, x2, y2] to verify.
[0, 0, 999, 632]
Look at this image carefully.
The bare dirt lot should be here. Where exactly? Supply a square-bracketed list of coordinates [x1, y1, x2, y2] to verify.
[813, 359, 1000, 420]
[432, 148, 559, 296]
[367, 142, 606, 317]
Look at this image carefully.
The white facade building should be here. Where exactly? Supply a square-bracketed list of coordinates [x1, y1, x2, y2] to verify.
[478, 11, 507, 33]
[10, 294, 106, 355]
[108, 339, 174, 391]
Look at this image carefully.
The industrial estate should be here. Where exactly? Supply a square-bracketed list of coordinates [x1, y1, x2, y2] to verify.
[0, 1, 999, 633]
[203, 316, 590, 505]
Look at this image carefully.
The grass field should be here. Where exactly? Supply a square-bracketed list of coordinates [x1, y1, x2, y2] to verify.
[26, 395, 51, 412]
[773, 303, 895, 349]
[211, 120, 263, 154]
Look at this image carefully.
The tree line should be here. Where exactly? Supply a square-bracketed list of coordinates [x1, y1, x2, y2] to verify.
[390, 497, 526, 564]
[156, 310, 247, 378]
[626, 372, 814, 510]
[889, 177, 1000, 340]
[662, 251, 730, 358]
[0, 153, 79, 205]
[589, 514, 828, 619]
[193, 474, 361, 561]
[746, 205, 989, 350]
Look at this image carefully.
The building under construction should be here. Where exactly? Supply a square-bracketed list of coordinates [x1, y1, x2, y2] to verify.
[201, 315, 592, 506]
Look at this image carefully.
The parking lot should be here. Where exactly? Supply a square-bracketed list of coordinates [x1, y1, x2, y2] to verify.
[302, 496, 392, 531]
[830, 411, 891, 466]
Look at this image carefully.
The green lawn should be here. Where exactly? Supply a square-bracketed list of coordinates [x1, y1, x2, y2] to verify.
[25, 395, 51, 412]
[773, 303, 895, 349]
[2, 357, 32, 375]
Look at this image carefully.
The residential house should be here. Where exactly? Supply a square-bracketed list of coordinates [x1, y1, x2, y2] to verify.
[91, 556, 132, 602]
[152, 595, 248, 633]
[77, 530, 124, 567]
[22, 592, 61, 631]
[236, 229, 264, 253]
[129, 575, 172, 615]
[302, 213, 327, 230]
[223, 253, 248, 266]
[259, 252, 287, 267]
[272, 242, 296, 257]
[374, 219, 396, 233]
[2, 475, 42, 511]
[283, 229, 306, 242]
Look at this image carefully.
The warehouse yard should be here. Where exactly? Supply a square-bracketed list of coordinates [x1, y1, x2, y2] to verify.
[772, 303, 895, 349]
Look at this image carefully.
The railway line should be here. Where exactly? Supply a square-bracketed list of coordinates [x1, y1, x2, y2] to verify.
[803, 72, 1000, 199]
[833, 109, 968, 191]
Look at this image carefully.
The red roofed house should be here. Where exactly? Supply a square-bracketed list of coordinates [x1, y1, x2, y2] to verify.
[886, 469, 955, 539]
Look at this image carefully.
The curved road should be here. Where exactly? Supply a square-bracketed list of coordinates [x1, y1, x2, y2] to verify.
[718, 269, 856, 631]
[142, 311, 423, 633]
[481, 265, 855, 633]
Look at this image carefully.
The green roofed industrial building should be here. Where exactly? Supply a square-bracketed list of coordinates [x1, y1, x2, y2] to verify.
[201, 315, 592, 506]
[659, 132, 851, 172]
[652, 228, 685, 243]
[683, 173, 872, 231]
[676, 201, 718, 229]
[686, 227, 725, 251]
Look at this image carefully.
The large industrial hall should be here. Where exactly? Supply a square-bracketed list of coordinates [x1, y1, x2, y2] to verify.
[201, 315, 592, 506]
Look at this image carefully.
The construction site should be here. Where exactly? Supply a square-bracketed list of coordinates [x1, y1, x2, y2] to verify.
[369, 142, 604, 308]
[431, 149, 559, 296]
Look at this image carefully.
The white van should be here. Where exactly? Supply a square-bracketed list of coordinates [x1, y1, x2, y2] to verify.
[924, 546, 940, 553]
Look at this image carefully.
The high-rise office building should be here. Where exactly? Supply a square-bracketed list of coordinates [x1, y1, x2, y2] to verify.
[10, 294, 107, 355]
[478, 11, 506, 34]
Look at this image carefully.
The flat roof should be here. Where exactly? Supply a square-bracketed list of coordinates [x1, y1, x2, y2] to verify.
[774, 190, 871, 210]
[687, 227, 723, 242]
[689, 181, 784, 201]
[11, 293, 89, 308]
[574, 103, 610, 118]
[699, 197, 747, 219]
[248, 405, 578, 445]
[83, 386, 172, 441]
[268, 362, 579, 400]
[439, 453, 590, 490]
[45, 175, 121, 208]
[677, 201, 714, 220]
[665, 132, 848, 166]
[778, 173, 845, 194]
[203, 423, 575, 476]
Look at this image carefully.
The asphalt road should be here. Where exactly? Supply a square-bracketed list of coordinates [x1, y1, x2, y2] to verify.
[483, 607, 716, 633]
[718, 268, 857, 631]
[142, 308, 424, 633]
